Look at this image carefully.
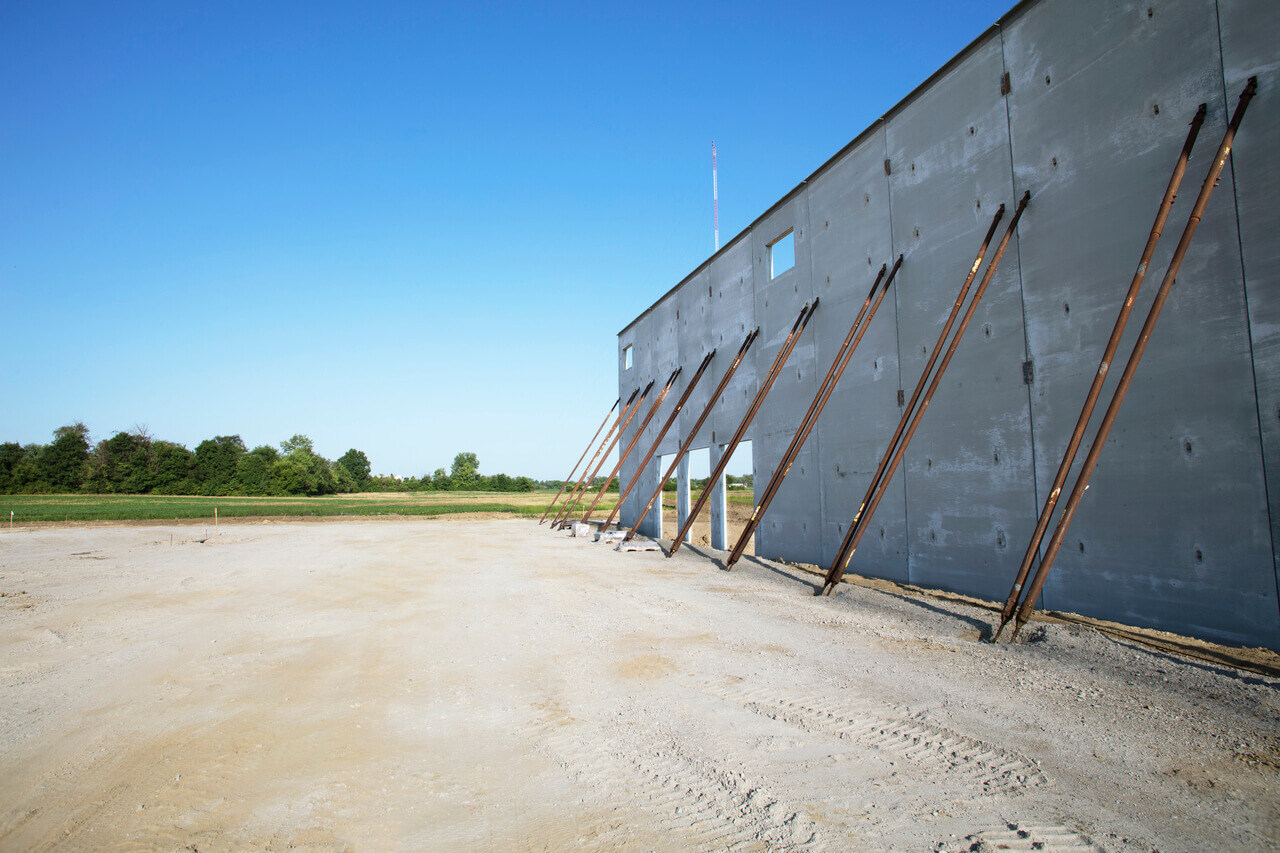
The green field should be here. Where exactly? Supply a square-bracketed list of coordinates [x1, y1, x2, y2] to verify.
[1, 491, 618, 524]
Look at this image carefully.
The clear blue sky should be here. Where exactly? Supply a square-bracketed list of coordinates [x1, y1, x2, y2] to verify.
[2, 0, 1011, 480]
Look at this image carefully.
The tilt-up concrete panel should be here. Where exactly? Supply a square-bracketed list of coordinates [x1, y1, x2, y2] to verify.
[617, 295, 677, 537]
[1219, 0, 1280, 626]
[806, 127, 908, 581]
[675, 267, 718, 458]
[883, 36, 1040, 602]
[751, 197, 823, 566]
[705, 240, 759, 452]
[1003, 0, 1277, 645]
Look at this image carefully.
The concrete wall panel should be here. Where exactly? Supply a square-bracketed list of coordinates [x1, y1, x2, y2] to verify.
[751, 198, 823, 565]
[883, 37, 1039, 602]
[704, 240, 758, 451]
[806, 128, 908, 579]
[1219, 0, 1280, 638]
[1005, 0, 1277, 645]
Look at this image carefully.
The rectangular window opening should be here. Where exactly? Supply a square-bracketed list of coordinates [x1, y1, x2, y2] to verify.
[623, 344, 633, 370]
[768, 230, 795, 279]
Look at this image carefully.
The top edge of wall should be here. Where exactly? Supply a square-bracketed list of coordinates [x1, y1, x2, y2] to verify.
[617, 0, 1041, 339]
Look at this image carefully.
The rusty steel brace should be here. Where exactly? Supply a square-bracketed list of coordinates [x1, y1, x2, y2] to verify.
[621, 328, 760, 545]
[817, 206, 1006, 587]
[550, 387, 639, 527]
[554, 381, 654, 528]
[810, 204, 1005, 591]
[577, 367, 683, 525]
[725, 258, 902, 572]
[820, 192, 1030, 596]
[540, 397, 621, 524]
[601, 350, 717, 534]
[668, 299, 819, 558]
[1008, 78, 1256, 642]
[990, 102, 1209, 642]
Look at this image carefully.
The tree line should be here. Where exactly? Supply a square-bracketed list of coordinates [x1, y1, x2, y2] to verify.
[0, 424, 535, 496]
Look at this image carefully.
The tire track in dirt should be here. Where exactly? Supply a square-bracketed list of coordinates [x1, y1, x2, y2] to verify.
[706, 680, 1047, 796]
[534, 722, 828, 851]
[934, 821, 1102, 852]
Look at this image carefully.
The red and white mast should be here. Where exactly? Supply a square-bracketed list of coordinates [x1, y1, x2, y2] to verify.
[712, 141, 720, 251]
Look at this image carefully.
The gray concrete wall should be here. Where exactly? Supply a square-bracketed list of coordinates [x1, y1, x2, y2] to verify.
[615, 0, 1279, 650]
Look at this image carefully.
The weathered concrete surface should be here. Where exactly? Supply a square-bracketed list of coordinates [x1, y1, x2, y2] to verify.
[618, 0, 1280, 649]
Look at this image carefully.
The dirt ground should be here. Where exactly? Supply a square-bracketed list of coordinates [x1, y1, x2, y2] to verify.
[0, 520, 1276, 851]
[661, 496, 755, 556]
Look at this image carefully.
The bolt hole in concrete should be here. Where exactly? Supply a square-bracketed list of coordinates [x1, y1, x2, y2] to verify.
[1154, 103, 1160, 116]
[1196, 548, 1204, 563]
[1064, 301, 1070, 315]
[1185, 440, 1193, 455]
[1079, 541, 1086, 553]
[1045, 74, 1051, 85]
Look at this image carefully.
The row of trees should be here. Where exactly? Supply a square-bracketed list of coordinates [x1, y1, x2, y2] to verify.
[0, 424, 534, 496]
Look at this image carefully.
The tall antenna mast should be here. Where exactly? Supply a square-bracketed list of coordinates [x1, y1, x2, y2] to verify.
[712, 141, 720, 251]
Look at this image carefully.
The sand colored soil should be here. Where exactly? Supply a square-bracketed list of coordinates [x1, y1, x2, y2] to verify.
[661, 495, 755, 556]
[0, 519, 1276, 850]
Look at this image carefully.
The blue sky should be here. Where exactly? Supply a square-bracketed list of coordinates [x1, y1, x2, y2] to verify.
[2, 0, 1011, 480]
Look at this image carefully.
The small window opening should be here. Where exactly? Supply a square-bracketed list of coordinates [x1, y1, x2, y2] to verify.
[623, 345, 633, 370]
[768, 230, 795, 279]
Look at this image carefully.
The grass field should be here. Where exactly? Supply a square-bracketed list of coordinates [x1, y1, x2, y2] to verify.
[0, 491, 619, 524]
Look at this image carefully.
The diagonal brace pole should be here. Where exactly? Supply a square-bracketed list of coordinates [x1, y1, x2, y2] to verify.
[991, 102, 1208, 641]
[1007, 79, 1256, 642]
[668, 299, 819, 558]
[578, 367, 683, 525]
[540, 397, 620, 524]
[821, 192, 1030, 595]
[620, 329, 760, 545]
[725, 258, 902, 571]
[601, 350, 717, 534]
[552, 379, 655, 525]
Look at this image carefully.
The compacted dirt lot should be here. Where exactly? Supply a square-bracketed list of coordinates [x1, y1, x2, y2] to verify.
[0, 519, 1276, 851]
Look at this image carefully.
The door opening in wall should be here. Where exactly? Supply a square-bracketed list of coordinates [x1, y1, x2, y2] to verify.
[723, 440, 755, 555]
[668, 443, 755, 553]
[653, 453, 676, 541]
[665, 447, 709, 545]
